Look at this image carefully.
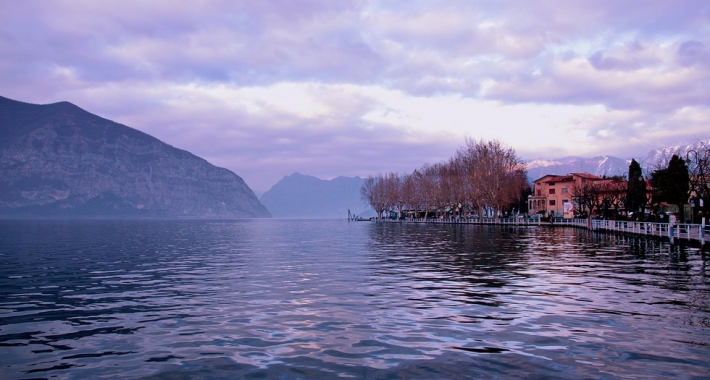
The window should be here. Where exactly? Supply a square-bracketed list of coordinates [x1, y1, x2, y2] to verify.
[562, 188, 568, 194]
[563, 199, 569, 203]
[537, 190, 541, 196]
[549, 200, 556, 206]
[549, 188, 556, 195]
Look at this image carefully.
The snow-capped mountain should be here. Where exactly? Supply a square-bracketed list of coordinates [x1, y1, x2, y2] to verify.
[525, 138, 710, 182]
[526, 155, 629, 182]
[638, 138, 710, 173]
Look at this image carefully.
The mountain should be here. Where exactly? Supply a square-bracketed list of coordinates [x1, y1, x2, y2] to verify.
[259, 173, 373, 218]
[525, 138, 710, 182]
[0, 95, 271, 218]
[525, 155, 629, 182]
[637, 138, 710, 172]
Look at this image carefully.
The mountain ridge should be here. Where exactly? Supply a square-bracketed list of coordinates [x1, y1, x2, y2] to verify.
[524, 138, 710, 181]
[0, 95, 271, 218]
[259, 172, 372, 218]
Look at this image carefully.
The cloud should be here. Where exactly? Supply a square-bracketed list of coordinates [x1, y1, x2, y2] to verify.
[4, 1, 709, 107]
[677, 40, 709, 67]
[0, 0, 381, 87]
[1, 0, 709, 190]
[53, 79, 704, 190]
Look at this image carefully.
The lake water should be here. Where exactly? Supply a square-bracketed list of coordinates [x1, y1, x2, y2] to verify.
[1, 219, 709, 379]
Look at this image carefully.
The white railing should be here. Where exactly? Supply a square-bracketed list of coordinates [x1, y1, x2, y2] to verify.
[376, 216, 542, 226]
[552, 218, 589, 227]
[592, 219, 708, 242]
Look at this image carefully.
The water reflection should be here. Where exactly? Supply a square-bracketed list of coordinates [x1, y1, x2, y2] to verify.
[0, 219, 708, 379]
[366, 223, 533, 312]
[366, 223, 710, 367]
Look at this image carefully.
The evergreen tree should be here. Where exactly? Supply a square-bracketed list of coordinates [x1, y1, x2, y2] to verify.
[650, 155, 690, 219]
[650, 168, 668, 211]
[626, 159, 646, 215]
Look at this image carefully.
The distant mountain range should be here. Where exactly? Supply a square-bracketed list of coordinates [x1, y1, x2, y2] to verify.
[525, 156, 629, 183]
[259, 173, 373, 218]
[526, 138, 710, 182]
[0, 95, 271, 218]
[637, 139, 710, 172]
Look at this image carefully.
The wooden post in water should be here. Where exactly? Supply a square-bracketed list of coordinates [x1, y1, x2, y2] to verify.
[701, 217, 706, 249]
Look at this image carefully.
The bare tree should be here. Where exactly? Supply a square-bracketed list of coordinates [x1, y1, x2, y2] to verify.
[572, 180, 596, 218]
[420, 163, 440, 219]
[363, 138, 528, 220]
[383, 172, 403, 219]
[687, 141, 710, 216]
[360, 175, 376, 214]
[504, 167, 530, 215]
[360, 174, 387, 218]
[605, 179, 627, 218]
[458, 138, 526, 216]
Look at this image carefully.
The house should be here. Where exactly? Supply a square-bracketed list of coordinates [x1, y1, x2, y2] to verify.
[528, 173, 605, 218]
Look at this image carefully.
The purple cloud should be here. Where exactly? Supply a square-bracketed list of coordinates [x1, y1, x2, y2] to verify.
[1, 0, 709, 191]
[677, 40, 708, 67]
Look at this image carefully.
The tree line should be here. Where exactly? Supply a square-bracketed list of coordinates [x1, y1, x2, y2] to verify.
[360, 138, 529, 219]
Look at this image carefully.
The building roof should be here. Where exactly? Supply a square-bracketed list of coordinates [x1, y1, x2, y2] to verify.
[534, 174, 572, 183]
[533, 172, 604, 184]
[571, 172, 603, 180]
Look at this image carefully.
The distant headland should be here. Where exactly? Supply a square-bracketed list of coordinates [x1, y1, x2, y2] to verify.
[0, 95, 271, 218]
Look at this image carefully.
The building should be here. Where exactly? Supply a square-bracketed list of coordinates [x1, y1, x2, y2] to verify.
[528, 173, 605, 218]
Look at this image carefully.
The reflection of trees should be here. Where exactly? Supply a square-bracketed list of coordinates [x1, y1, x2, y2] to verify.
[365, 223, 534, 307]
[365, 223, 710, 327]
[669, 245, 710, 328]
[566, 230, 709, 328]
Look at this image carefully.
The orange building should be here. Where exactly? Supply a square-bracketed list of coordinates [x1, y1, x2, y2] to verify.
[528, 173, 605, 218]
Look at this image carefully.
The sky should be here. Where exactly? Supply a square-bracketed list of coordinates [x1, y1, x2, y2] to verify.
[2, 1, 710, 194]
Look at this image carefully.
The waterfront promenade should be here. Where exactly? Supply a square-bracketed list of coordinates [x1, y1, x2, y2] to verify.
[374, 216, 709, 246]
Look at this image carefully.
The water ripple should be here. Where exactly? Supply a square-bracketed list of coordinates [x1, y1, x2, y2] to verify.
[0, 219, 708, 378]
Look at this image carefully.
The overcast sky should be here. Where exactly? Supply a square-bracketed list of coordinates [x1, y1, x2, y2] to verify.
[2, 1, 709, 193]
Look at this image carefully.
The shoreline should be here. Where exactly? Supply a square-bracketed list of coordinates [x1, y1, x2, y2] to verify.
[369, 217, 709, 249]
